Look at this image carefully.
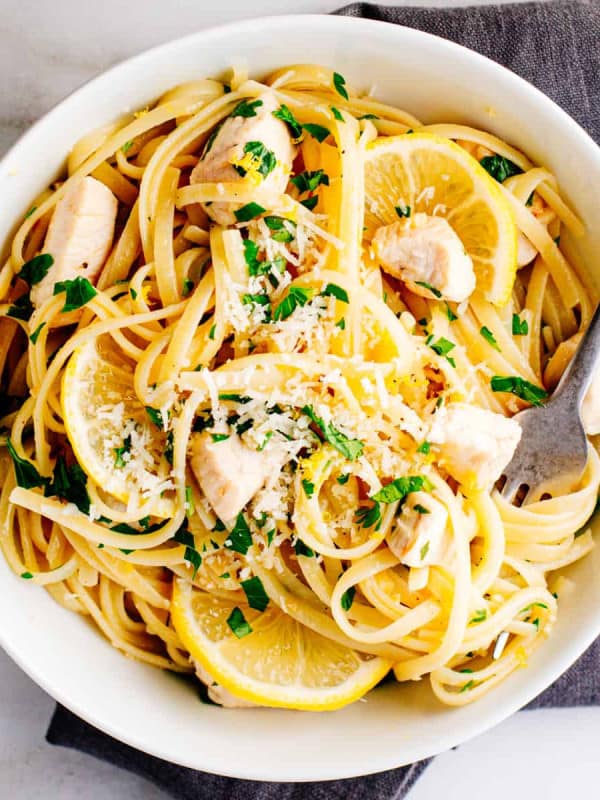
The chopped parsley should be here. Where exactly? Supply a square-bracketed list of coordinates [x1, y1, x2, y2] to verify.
[182, 278, 194, 297]
[414, 280, 442, 298]
[321, 283, 349, 303]
[302, 404, 364, 461]
[460, 679, 476, 693]
[264, 215, 295, 243]
[234, 202, 266, 223]
[336, 317, 346, 330]
[359, 113, 379, 120]
[417, 441, 431, 455]
[490, 375, 548, 406]
[130, 287, 138, 300]
[53, 276, 97, 312]
[6, 440, 48, 490]
[173, 523, 202, 578]
[227, 607, 253, 638]
[273, 286, 314, 321]
[225, 513, 253, 555]
[341, 586, 356, 611]
[395, 205, 411, 219]
[337, 473, 350, 485]
[355, 503, 381, 530]
[231, 98, 263, 118]
[333, 71, 349, 100]
[291, 169, 330, 193]
[479, 154, 523, 183]
[371, 475, 431, 504]
[45, 456, 91, 515]
[240, 576, 269, 611]
[18, 253, 54, 286]
[208, 324, 216, 340]
[301, 478, 315, 498]
[302, 123, 330, 143]
[445, 302, 458, 322]
[470, 609, 487, 624]
[330, 106, 344, 121]
[121, 140, 134, 153]
[210, 433, 230, 442]
[419, 541, 430, 559]
[512, 313, 529, 336]
[480, 326, 501, 352]
[20, 571, 34, 579]
[218, 393, 251, 403]
[233, 141, 277, 179]
[24, 206, 37, 219]
[7, 294, 34, 321]
[300, 196, 318, 211]
[257, 431, 273, 451]
[428, 336, 457, 367]
[415, 505, 431, 516]
[29, 322, 46, 344]
[272, 104, 303, 140]
[294, 539, 315, 558]
[145, 407, 166, 428]
[114, 434, 131, 468]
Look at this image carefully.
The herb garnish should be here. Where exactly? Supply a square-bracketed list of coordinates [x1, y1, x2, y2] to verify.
[302, 405, 364, 461]
[490, 375, 548, 406]
[479, 154, 523, 183]
[231, 99, 263, 118]
[18, 253, 54, 286]
[321, 283, 349, 303]
[333, 72, 349, 100]
[414, 280, 442, 298]
[395, 205, 411, 218]
[6, 440, 48, 490]
[512, 313, 529, 336]
[53, 276, 97, 312]
[227, 607, 253, 638]
[291, 170, 330, 193]
[302, 478, 315, 498]
[225, 513, 253, 555]
[232, 141, 277, 179]
[480, 326, 501, 352]
[273, 286, 314, 321]
[241, 576, 269, 611]
[341, 586, 356, 611]
[234, 202, 266, 223]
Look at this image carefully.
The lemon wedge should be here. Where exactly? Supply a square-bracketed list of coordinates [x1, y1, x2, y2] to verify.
[62, 335, 174, 517]
[171, 578, 392, 710]
[364, 133, 518, 306]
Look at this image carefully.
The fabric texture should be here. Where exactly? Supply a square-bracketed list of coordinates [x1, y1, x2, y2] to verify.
[47, 3, 600, 798]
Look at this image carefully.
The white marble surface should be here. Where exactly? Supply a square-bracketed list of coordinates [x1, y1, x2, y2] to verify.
[1, 1, 599, 798]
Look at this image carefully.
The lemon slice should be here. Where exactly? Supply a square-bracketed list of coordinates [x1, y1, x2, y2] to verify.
[171, 578, 392, 710]
[62, 335, 174, 517]
[364, 133, 518, 305]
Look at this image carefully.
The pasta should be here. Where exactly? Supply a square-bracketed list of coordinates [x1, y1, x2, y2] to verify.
[1, 63, 598, 710]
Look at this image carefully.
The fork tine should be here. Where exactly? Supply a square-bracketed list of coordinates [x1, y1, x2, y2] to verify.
[499, 475, 522, 504]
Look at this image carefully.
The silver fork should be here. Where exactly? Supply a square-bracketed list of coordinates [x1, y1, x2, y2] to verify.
[499, 303, 600, 505]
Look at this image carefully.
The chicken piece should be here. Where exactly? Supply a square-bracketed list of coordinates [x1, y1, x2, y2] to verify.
[189, 431, 270, 522]
[387, 491, 449, 568]
[194, 661, 260, 708]
[517, 193, 557, 268]
[372, 214, 476, 303]
[30, 177, 118, 308]
[428, 403, 522, 489]
[190, 92, 295, 225]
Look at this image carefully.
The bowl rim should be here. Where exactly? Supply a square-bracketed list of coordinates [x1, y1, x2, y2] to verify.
[1, 12, 600, 782]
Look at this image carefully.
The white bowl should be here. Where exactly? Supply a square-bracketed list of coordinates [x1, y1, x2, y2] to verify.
[1, 14, 599, 783]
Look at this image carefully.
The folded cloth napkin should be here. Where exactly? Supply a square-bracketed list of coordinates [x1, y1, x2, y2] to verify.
[47, 2, 600, 798]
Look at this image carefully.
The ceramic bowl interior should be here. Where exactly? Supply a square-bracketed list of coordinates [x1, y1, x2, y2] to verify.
[1, 14, 599, 782]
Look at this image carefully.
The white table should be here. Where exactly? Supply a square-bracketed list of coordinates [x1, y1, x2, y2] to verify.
[1, 1, 598, 797]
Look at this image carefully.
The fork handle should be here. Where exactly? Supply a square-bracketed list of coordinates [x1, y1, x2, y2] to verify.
[554, 303, 600, 406]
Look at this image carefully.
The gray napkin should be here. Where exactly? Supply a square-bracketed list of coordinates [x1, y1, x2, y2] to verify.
[47, 2, 600, 797]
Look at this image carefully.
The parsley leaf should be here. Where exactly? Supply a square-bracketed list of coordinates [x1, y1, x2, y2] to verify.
[173, 522, 202, 578]
[21, 571, 34, 579]
[415, 505, 431, 516]
[45, 456, 90, 514]
[480, 326, 501, 352]
[53, 276, 97, 312]
[291, 170, 329, 193]
[210, 433, 230, 442]
[6, 440, 48, 489]
[300, 196, 318, 211]
[414, 280, 442, 298]
[302, 404, 364, 461]
[182, 279, 194, 297]
[395, 205, 411, 218]
[428, 336, 457, 367]
[227, 607, 253, 638]
[330, 106, 344, 121]
[294, 539, 315, 558]
[241, 575, 269, 611]
[145, 407, 165, 428]
[333, 71, 349, 100]
[233, 141, 277, 179]
[512, 313, 529, 336]
[416, 441, 431, 455]
[371, 475, 431, 504]
[7, 294, 34, 321]
[490, 375, 548, 406]
[273, 286, 314, 321]
[114, 434, 131, 468]
[355, 503, 381, 529]
[272, 104, 303, 140]
[225, 513, 253, 555]
[208, 324, 216, 340]
[445, 302, 458, 322]
[264, 215, 296, 243]
[234, 202, 266, 223]
[302, 123, 330, 143]
[29, 322, 46, 344]
[302, 478, 315, 498]
[321, 283, 349, 303]
[231, 99, 263, 118]
[341, 586, 356, 611]
[470, 609, 487, 624]
[337, 473, 350, 485]
[480, 154, 523, 183]
[18, 253, 54, 286]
